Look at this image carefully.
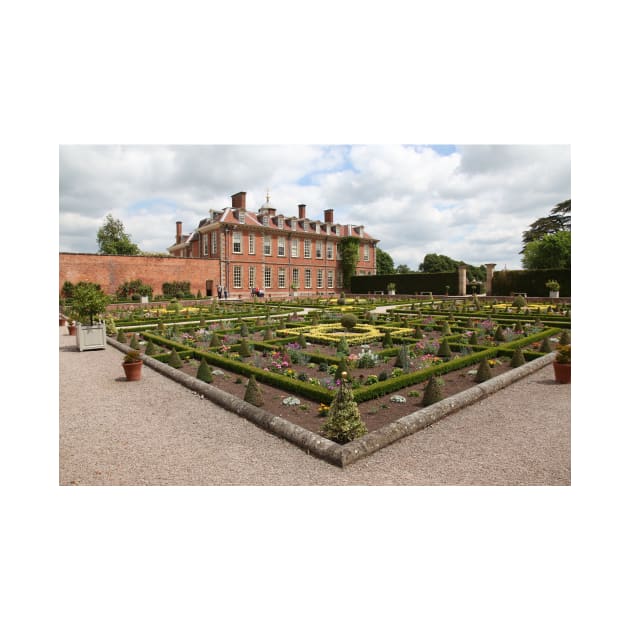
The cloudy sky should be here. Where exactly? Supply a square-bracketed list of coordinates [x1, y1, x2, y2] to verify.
[59, 144, 570, 270]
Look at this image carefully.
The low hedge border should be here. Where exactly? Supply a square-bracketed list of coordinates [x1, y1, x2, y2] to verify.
[106, 335, 557, 468]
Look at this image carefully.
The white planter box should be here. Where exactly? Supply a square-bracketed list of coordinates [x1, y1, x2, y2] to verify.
[549, 291, 559, 298]
[76, 323, 107, 351]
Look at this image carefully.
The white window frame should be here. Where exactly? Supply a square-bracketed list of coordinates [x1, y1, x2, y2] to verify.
[211, 231, 217, 254]
[278, 267, 286, 289]
[232, 231, 242, 254]
[202, 234, 208, 256]
[304, 239, 312, 258]
[315, 240, 323, 259]
[249, 266, 255, 289]
[292, 267, 299, 288]
[277, 236, 286, 257]
[337, 271, 343, 288]
[317, 269, 323, 289]
[264, 235, 271, 256]
[364, 243, 370, 261]
[327, 270, 334, 289]
[277, 217, 284, 230]
[233, 265, 242, 288]
[326, 242, 334, 260]
[264, 266, 272, 289]
[291, 238, 299, 258]
[249, 233, 255, 255]
[262, 215, 269, 227]
[305, 268, 312, 289]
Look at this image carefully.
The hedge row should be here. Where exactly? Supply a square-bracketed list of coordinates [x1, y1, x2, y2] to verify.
[351, 271, 459, 295]
[491, 268, 571, 297]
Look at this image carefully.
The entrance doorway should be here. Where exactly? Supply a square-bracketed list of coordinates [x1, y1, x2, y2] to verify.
[205, 280, 214, 297]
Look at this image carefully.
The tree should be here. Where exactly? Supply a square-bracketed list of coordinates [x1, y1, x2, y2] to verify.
[395, 264, 411, 274]
[376, 248, 395, 274]
[70, 281, 110, 325]
[521, 199, 571, 253]
[521, 231, 571, 269]
[97, 214, 141, 255]
[418, 253, 486, 282]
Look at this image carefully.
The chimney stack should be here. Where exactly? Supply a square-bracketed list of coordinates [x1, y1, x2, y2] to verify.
[231, 191, 247, 209]
[324, 208, 334, 223]
[176, 221, 182, 244]
[298, 204, 306, 219]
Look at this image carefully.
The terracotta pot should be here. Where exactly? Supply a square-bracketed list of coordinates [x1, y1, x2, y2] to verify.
[67, 324, 77, 336]
[122, 360, 143, 381]
[59, 318, 65, 326]
[553, 361, 570, 384]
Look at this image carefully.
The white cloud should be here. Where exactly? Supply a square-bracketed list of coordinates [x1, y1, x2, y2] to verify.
[59, 144, 570, 268]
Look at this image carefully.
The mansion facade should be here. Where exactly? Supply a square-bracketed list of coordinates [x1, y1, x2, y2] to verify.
[167, 192, 378, 297]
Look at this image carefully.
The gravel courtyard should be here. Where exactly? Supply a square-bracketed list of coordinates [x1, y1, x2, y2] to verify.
[59, 326, 570, 485]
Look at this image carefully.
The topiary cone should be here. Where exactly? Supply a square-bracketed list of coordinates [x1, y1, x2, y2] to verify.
[244, 375, 263, 407]
[382, 331, 393, 348]
[422, 374, 443, 406]
[494, 326, 506, 342]
[298, 333, 307, 348]
[116, 329, 127, 343]
[510, 346, 526, 367]
[168, 349, 183, 368]
[540, 337, 553, 353]
[321, 377, 367, 444]
[196, 357, 213, 383]
[263, 327, 274, 341]
[559, 330, 571, 345]
[469, 331, 479, 346]
[145, 338, 157, 355]
[474, 357, 492, 382]
[209, 332, 222, 347]
[130, 334, 140, 350]
[239, 338, 252, 358]
[437, 339, 452, 358]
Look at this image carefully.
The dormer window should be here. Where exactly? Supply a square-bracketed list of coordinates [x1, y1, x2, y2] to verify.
[291, 219, 296, 231]
[277, 216, 284, 230]
[262, 215, 269, 227]
[358, 226, 364, 237]
[315, 223, 320, 234]
[238, 210, 245, 224]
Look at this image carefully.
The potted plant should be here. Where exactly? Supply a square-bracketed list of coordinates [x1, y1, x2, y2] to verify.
[553, 344, 571, 383]
[290, 283, 298, 297]
[387, 282, 396, 295]
[546, 279, 560, 298]
[71, 282, 110, 351]
[122, 350, 143, 381]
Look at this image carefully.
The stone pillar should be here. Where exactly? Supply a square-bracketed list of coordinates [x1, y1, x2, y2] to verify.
[458, 265, 467, 296]
[485, 264, 496, 295]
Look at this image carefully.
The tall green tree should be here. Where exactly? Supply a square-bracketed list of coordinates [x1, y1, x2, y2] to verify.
[395, 264, 411, 274]
[521, 199, 571, 253]
[97, 214, 141, 255]
[376, 247, 395, 274]
[418, 253, 486, 281]
[521, 231, 571, 269]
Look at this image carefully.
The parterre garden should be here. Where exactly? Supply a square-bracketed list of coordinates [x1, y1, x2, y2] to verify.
[106, 294, 571, 444]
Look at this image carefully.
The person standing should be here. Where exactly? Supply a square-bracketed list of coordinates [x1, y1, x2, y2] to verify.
[217, 285, 223, 299]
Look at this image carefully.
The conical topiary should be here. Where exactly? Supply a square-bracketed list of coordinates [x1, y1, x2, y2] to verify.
[334, 356, 349, 380]
[129, 334, 140, 350]
[239, 338, 252, 358]
[437, 339, 452, 358]
[441, 321, 451, 335]
[263, 327, 274, 341]
[117, 329, 127, 343]
[168, 349, 183, 368]
[337, 337, 350, 355]
[493, 326, 506, 342]
[394, 345, 411, 370]
[321, 375, 367, 444]
[422, 374, 443, 406]
[382, 330, 393, 348]
[510, 346, 526, 367]
[540, 337, 553, 353]
[145, 338, 157, 355]
[414, 325, 424, 339]
[469, 331, 479, 346]
[559, 330, 571, 345]
[244, 375, 263, 407]
[196, 357, 213, 383]
[240, 322, 249, 337]
[298, 333, 307, 348]
[209, 332, 222, 347]
[474, 357, 492, 382]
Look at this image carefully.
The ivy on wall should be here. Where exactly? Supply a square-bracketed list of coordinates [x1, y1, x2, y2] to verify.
[339, 237, 360, 291]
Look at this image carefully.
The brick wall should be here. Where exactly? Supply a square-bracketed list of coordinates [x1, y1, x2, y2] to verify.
[59, 253, 219, 297]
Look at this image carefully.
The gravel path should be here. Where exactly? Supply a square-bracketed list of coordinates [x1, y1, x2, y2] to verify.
[59, 326, 570, 485]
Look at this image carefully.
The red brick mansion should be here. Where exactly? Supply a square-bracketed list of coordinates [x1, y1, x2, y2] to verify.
[167, 191, 378, 297]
